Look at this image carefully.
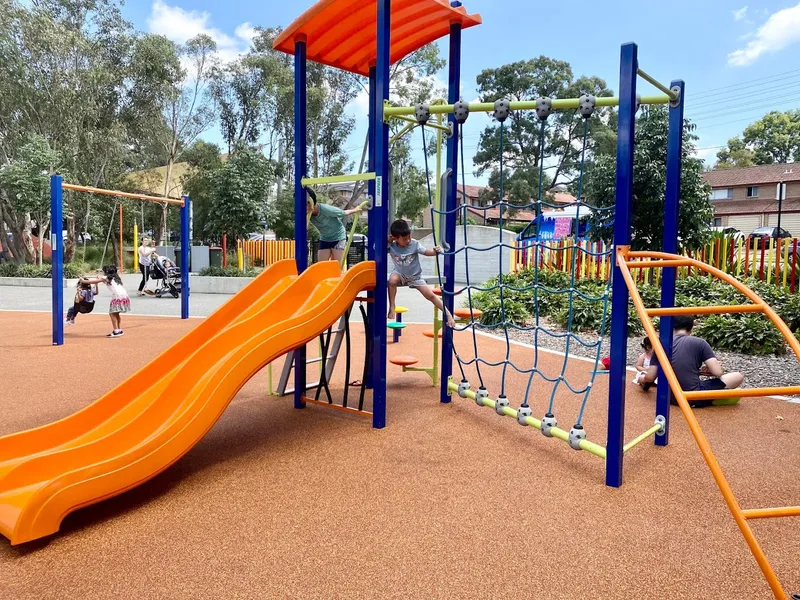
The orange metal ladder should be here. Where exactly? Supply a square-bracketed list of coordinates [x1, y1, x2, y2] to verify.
[618, 246, 800, 599]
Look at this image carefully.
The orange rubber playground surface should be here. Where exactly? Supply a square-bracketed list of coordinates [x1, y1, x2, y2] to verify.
[1, 311, 799, 599]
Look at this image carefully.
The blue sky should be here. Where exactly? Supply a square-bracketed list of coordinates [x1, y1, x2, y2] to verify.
[122, 0, 800, 184]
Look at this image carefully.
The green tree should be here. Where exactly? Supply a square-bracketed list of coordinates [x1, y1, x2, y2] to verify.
[743, 110, 800, 164]
[204, 146, 277, 241]
[0, 0, 185, 262]
[472, 58, 615, 206]
[181, 141, 223, 244]
[0, 136, 65, 264]
[153, 33, 218, 243]
[584, 106, 712, 251]
[716, 110, 800, 167]
[715, 136, 756, 169]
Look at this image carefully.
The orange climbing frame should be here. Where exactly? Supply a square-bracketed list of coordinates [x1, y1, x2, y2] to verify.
[619, 246, 800, 599]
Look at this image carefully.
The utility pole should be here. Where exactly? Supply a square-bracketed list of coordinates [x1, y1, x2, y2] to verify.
[777, 168, 792, 235]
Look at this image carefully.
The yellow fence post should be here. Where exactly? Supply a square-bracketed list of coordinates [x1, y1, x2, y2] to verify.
[133, 223, 139, 271]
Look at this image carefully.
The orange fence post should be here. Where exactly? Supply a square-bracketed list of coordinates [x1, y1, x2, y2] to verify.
[222, 233, 228, 268]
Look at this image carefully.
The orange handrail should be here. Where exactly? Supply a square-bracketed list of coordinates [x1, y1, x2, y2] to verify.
[742, 506, 800, 520]
[619, 246, 798, 599]
[645, 304, 764, 317]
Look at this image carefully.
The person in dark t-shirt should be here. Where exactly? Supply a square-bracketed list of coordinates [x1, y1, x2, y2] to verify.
[643, 315, 743, 408]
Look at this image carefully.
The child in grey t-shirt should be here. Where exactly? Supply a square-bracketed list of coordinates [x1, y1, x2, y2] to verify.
[388, 219, 455, 327]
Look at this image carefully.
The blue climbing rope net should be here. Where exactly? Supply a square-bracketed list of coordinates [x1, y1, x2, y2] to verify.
[420, 99, 615, 434]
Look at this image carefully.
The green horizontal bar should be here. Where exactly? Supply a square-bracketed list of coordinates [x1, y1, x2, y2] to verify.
[636, 69, 678, 100]
[623, 423, 664, 454]
[302, 172, 376, 185]
[384, 94, 671, 118]
[446, 381, 607, 459]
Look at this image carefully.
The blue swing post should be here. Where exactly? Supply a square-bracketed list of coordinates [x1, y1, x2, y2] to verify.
[440, 9, 463, 405]
[655, 79, 686, 446]
[180, 195, 190, 320]
[51, 174, 64, 346]
[369, 0, 391, 429]
[365, 66, 377, 391]
[605, 42, 638, 488]
[293, 36, 308, 411]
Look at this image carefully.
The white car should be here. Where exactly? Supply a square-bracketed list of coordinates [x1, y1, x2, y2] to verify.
[711, 226, 744, 242]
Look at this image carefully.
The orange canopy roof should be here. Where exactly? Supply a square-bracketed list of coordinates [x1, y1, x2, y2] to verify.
[273, 0, 481, 77]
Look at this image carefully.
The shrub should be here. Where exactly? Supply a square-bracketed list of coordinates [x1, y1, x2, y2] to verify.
[694, 314, 786, 356]
[476, 296, 529, 327]
[198, 265, 259, 277]
[0, 262, 83, 278]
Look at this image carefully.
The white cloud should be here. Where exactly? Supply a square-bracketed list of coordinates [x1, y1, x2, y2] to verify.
[147, 0, 251, 65]
[235, 22, 258, 44]
[732, 5, 748, 20]
[693, 146, 717, 163]
[728, 2, 800, 66]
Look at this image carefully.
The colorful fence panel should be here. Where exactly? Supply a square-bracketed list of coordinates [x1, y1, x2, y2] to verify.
[238, 239, 295, 268]
[512, 236, 800, 292]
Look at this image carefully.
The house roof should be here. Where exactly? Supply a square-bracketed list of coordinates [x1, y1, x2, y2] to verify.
[457, 184, 485, 199]
[703, 163, 800, 188]
[551, 192, 577, 204]
[714, 198, 800, 215]
[466, 206, 535, 222]
[273, 0, 481, 77]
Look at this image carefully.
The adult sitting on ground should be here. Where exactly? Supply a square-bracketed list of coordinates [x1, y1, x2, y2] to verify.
[643, 314, 744, 408]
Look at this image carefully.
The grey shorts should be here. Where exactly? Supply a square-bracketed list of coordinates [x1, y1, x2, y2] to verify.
[389, 272, 427, 288]
[319, 239, 346, 251]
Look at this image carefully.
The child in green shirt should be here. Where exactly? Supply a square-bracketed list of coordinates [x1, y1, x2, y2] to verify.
[305, 187, 363, 262]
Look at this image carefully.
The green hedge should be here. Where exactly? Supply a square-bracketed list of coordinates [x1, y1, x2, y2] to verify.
[466, 270, 799, 355]
[198, 265, 260, 277]
[0, 262, 83, 278]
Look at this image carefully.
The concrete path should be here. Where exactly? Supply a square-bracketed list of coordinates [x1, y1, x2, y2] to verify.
[0, 278, 438, 323]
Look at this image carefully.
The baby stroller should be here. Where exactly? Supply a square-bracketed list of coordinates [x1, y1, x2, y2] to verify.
[150, 253, 181, 298]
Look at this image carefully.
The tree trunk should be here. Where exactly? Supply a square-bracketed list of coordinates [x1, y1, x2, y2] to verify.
[160, 158, 175, 245]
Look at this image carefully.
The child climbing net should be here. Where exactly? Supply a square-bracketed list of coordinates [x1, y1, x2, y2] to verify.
[416, 94, 615, 454]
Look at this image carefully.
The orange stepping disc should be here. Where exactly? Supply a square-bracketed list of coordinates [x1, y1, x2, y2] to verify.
[423, 330, 443, 339]
[454, 307, 483, 320]
[389, 355, 419, 366]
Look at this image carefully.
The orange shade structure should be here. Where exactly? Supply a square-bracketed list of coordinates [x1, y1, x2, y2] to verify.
[273, 0, 482, 76]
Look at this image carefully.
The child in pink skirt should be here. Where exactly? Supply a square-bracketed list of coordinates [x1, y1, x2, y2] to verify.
[82, 265, 130, 337]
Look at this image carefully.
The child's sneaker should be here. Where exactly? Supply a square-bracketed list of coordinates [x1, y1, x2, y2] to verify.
[65, 319, 74, 326]
[106, 330, 124, 338]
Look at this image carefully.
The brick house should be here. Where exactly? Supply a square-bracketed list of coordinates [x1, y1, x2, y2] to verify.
[702, 163, 800, 236]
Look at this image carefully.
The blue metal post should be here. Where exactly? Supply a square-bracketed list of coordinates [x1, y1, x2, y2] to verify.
[606, 42, 638, 488]
[440, 19, 462, 404]
[656, 79, 685, 446]
[180, 195, 190, 319]
[50, 175, 64, 346]
[365, 66, 377, 390]
[293, 38, 308, 411]
[370, 0, 390, 429]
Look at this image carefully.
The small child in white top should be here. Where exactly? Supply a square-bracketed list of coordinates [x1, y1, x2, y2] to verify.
[387, 219, 455, 327]
[633, 336, 654, 388]
[81, 265, 131, 337]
